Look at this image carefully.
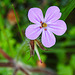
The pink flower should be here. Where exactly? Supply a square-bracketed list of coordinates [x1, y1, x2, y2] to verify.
[25, 6, 67, 48]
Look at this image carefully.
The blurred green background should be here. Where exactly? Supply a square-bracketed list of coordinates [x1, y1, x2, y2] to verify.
[0, 0, 75, 75]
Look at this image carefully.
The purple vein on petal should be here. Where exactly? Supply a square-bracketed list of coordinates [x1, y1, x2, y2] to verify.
[49, 26, 64, 30]
[46, 12, 61, 23]
[46, 10, 58, 22]
[28, 27, 42, 37]
[31, 10, 41, 22]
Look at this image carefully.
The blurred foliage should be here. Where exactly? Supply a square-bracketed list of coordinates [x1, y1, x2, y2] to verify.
[0, 0, 75, 75]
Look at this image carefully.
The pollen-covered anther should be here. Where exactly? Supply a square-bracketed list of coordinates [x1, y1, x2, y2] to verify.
[40, 21, 42, 24]
[44, 29, 47, 31]
[42, 23, 47, 27]
[40, 26, 42, 28]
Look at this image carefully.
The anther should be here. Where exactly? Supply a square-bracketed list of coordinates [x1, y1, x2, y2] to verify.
[40, 26, 42, 28]
[40, 21, 42, 24]
[44, 29, 47, 31]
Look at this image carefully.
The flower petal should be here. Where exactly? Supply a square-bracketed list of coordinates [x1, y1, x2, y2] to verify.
[45, 6, 61, 24]
[48, 20, 67, 35]
[42, 29, 56, 48]
[25, 24, 42, 40]
[28, 8, 43, 23]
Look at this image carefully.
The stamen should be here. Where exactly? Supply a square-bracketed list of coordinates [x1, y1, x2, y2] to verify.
[44, 29, 47, 31]
[40, 26, 42, 28]
[40, 21, 42, 23]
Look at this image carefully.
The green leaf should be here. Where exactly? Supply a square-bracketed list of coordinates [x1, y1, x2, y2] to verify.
[69, 26, 75, 36]
[70, 54, 75, 69]
[60, 0, 75, 20]
[57, 64, 73, 75]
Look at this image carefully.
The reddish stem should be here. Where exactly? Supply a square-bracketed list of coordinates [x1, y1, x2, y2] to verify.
[0, 48, 13, 61]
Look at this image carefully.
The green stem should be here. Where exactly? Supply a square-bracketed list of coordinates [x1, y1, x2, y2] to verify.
[41, 48, 75, 53]
[12, 4, 24, 41]
[16, 41, 26, 61]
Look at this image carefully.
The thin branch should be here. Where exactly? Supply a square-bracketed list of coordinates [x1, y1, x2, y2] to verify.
[27, 68, 57, 75]
[20, 67, 29, 75]
[0, 62, 14, 67]
[13, 68, 19, 75]
[0, 49, 56, 75]
[0, 48, 13, 61]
